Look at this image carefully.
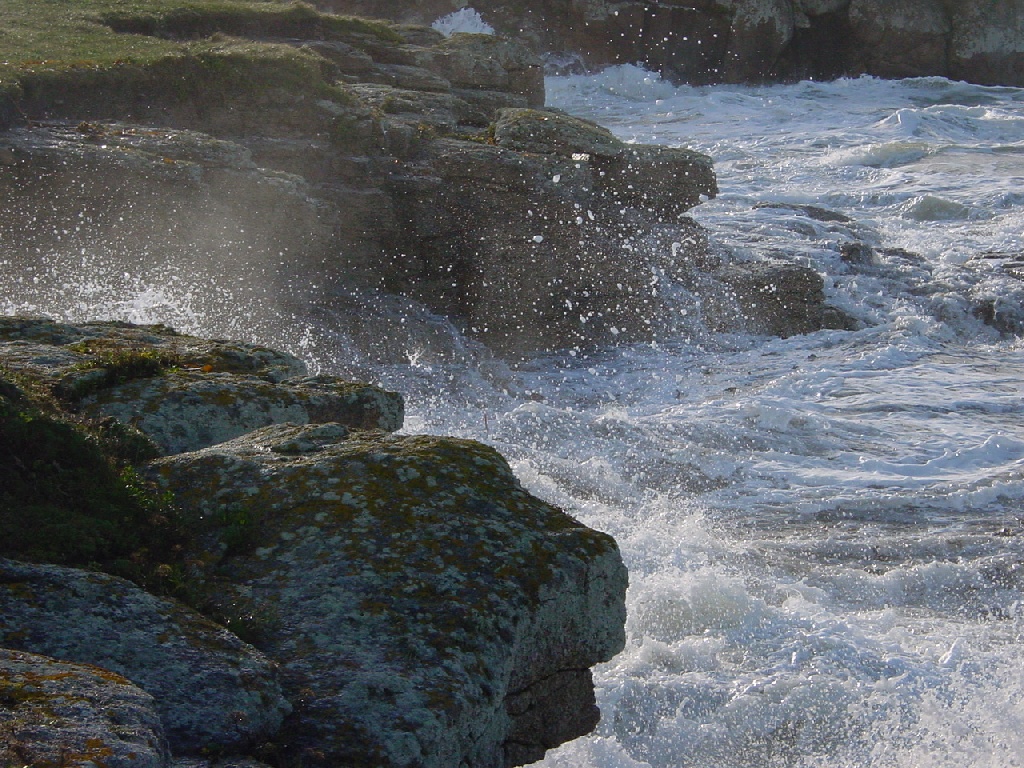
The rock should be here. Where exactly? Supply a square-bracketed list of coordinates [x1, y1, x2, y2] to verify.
[754, 202, 853, 223]
[0, 317, 404, 454]
[596, 143, 718, 217]
[840, 241, 880, 269]
[0, 559, 291, 755]
[0, 648, 169, 768]
[172, 759, 274, 768]
[949, 0, 1024, 86]
[0, 122, 380, 316]
[708, 260, 846, 336]
[387, 111, 717, 354]
[847, 0, 950, 78]
[325, 0, 1024, 86]
[83, 373, 403, 454]
[723, 0, 797, 82]
[411, 33, 545, 106]
[147, 423, 629, 767]
[492, 107, 625, 157]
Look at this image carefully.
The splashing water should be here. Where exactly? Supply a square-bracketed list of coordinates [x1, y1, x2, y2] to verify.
[431, 7, 495, 37]
[5, 68, 1024, 767]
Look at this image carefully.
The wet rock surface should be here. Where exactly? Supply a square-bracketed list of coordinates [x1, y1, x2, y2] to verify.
[2, 5, 838, 358]
[334, 0, 1024, 87]
[1, 316, 630, 766]
[0, 317, 403, 454]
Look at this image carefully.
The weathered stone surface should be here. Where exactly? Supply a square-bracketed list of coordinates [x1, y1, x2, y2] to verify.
[0, 123, 375, 313]
[493, 107, 625, 157]
[147, 422, 629, 768]
[847, 0, 950, 78]
[708, 260, 847, 336]
[0, 648, 169, 768]
[724, 0, 797, 81]
[411, 32, 545, 106]
[0, 317, 404, 454]
[385, 113, 718, 353]
[949, 0, 1024, 86]
[0, 559, 291, 754]
[84, 372, 403, 454]
[597, 143, 718, 217]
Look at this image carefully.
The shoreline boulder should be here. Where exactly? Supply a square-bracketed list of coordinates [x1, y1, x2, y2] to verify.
[148, 422, 629, 767]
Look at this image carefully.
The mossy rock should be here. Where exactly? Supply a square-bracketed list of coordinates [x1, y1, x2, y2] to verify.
[492, 107, 624, 157]
[0, 378, 181, 573]
[147, 422, 627, 767]
[0, 648, 168, 768]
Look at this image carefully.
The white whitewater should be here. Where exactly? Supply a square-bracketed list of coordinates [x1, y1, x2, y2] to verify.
[5, 65, 1024, 767]
[509, 68, 1024, 768]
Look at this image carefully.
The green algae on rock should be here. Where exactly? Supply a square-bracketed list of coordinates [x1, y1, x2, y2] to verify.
[149, 422, 629, 767]
[0, 365, 181, 573]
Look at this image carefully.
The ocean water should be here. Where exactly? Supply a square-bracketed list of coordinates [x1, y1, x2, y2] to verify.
[517, 69, 1024, 768]
[4, 66, 1024, 767]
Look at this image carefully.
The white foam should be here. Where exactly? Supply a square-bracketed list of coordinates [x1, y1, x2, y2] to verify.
[430, 7, 494, 36]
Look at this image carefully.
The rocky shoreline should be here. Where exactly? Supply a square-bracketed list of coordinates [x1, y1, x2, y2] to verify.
[1, 1, 880, 765]
[339, 0, 1024, 87]
[0, 317, 627, 767]
[1, 1, 851, 359]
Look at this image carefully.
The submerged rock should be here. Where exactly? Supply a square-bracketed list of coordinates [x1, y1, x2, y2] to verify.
[149, 422, 628, 767]
[0, 559, 291, 755]
[0, 648, 169, 768]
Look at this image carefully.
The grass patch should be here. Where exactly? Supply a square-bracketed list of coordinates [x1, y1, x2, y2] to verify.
[0, 0, 400, 122]
[0, 366, 194, 600]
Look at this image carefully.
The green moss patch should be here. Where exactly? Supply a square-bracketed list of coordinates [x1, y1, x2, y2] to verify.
[0, 1, 398, 123]
[97, 1, 402, 42]
[0, 369, 192, 597]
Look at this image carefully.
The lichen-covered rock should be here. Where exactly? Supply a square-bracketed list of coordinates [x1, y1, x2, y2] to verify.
[410, 33, 544, 106]
[0, 648, 169, 768]
[0, 317, 404, 454]
[147, 422, 628, 767]
[83, 372, 403, 454]
[0, 559, 291, 755]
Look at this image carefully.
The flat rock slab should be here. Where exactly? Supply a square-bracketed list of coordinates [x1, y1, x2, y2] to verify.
[0, 648, 169, 768]
[0, 559, 291, 754]
[149, 422, 628, 767]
